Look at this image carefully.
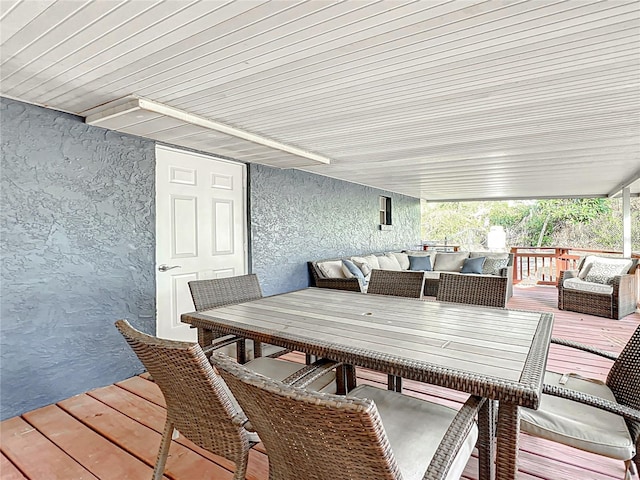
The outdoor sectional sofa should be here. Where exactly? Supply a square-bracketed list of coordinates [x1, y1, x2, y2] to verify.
[308, 250, 514, 307]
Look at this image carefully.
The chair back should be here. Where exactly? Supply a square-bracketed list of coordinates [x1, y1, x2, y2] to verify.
[188, 274, 263, 311]
[367, 269, 425, 298]
[114, 320, 251, 464]
[607, 325, 640, 412]
[212, 352, 403, 480]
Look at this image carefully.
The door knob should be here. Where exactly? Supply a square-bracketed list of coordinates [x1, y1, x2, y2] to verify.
[158, 264, 182, 272]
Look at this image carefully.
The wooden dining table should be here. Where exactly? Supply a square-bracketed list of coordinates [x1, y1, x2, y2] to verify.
[181, 287, 554, 480]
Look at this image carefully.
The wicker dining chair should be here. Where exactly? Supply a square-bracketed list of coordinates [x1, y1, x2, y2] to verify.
[115, 320, 338, 480]
[211, 352, 483, 480]
[367, 269, 425, 391]
[520, 325, 640, 479]
[367, 269, 426, 299]
[188, 274, 288, 361]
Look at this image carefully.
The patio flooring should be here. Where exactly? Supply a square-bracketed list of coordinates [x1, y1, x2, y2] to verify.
[2, 284, 639, 480]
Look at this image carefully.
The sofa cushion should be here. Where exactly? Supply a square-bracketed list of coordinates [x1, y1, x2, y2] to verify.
[482, 257, 509, 275]
[387, 252, 410, 270]
[409, 255, 432, 271]
[317, 260, 346, 279]
[584, 258, 633, 285]
[461, 256, 485, 274]
[378, 253, 403, 271]
[349, 255, 380, 277]
[433, 252, 469, 272]
[563, 277, 614, 295]
[342, 259, 366, 283]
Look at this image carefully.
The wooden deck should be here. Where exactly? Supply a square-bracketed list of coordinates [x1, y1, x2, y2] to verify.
[2, 285, 639, 480]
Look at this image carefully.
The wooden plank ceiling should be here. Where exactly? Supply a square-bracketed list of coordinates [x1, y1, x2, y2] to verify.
[1, 0, 639, 200]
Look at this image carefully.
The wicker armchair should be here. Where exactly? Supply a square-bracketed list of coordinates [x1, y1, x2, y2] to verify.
[367, 269, 425, 299]
[558, 257, 638, 320]
[115, 320, 338, 480]
[520, 326, 640, 479]
[188, 274, 288, 361]
[211, 352, 483, 480]
[436, 272, 509, 308]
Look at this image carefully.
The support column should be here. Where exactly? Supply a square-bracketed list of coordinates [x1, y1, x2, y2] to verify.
[622, 187, 631, 258]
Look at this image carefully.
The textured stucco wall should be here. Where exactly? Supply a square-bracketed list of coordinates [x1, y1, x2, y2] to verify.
[0, 98, 156, 420]
[249, 164, 421, 295]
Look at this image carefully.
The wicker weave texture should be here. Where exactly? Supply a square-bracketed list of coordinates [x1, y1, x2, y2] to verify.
[530, 326, 640, 473]
[212, 352, 481, 480]
[188, 275, 263, 311]
[189, 274, 288, 360]
[114, 320, 252, 480]
[367, 269, 425, 298]
[436, 273, 509, 308]
[308, 260, 361, 292]
[557, 259, 638, 320]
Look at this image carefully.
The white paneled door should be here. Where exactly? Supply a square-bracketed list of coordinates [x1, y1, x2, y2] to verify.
[155, 146, 247, 340]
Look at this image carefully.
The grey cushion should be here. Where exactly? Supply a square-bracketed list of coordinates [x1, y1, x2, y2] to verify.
[348, 385, 477, 480]
[481, 256, 509, 275]
[433, 252, 469, 272]
[409, 255, 432, 271]
[342, 259, 366, 283]
[461, 256, 485, 274]
[378, 254, 403, 271]
[317, 260, 346, 279]
[563, 277, 613, 295]
[388, 252, 410, 270]
[520, 371, 634, 460]
[584, 258, 633, 285]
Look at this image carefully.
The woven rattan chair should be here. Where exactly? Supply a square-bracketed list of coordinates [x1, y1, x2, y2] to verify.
[211, 352, 483, 480]
[367, 269, 425, 391]
[558, 257, 638, 320]
[520, 326, 640, 479]
[367, 269, 425, 298]
[188, 274, 288, 361]
[436, 272, 509, 308]
[115, 320, 338, 480]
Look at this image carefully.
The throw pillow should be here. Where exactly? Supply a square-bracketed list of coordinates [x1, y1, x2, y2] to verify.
[342, 259, 366, 282]
[482, 257, 509, 275]
[350, 256, 372, 277]
[378, 254, 402, 271]
[461, 256, 485, 274]
[387, 252, 410, 270]
[363, 254, 381, 270]
[433, 252, 469, 272]
[584, 258, 632, 285]
[317, 260, 346, 279]
[409, 255, 432, 271]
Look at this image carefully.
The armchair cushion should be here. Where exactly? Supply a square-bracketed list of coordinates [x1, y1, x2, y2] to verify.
[584, 257, 633, 285]
[563, 277, 613, 295]
[520, 371, 635, 460]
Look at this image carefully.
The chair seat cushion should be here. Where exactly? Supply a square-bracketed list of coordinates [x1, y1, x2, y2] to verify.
[563, 277, 614, 295]
[520, 371, 634, 460]
[247, 357, 336, 394]
[348, 385, 477, 480]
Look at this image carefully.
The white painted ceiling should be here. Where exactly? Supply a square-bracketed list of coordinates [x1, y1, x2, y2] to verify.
[1, 0, 639, 201]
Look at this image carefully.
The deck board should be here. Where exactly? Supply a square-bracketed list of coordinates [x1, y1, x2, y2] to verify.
[1, 285, 638, 480]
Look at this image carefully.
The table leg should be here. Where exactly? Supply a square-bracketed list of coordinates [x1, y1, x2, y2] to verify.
[387, 374, 402, 392]
[253, 340, 263, 359]
[477, 399, 496, 480]
[495, 402, 520, 480]
[336, 364, 357, 394]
